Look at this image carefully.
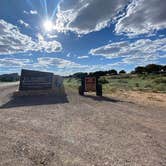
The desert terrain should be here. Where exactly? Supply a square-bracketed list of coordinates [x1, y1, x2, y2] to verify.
[0, 83, 166, 166]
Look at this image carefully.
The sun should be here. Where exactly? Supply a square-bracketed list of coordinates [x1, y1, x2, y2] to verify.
[43, 20, 54, 32]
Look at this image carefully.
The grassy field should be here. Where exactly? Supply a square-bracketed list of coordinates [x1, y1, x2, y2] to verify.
[64, 74, 166, 93]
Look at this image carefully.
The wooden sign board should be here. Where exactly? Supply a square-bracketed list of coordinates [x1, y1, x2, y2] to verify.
[85, 77, 96, 92]
[19, 69, 53, 91]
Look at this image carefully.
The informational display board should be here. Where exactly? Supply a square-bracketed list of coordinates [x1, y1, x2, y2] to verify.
[85, 77, 96, 92]
[19, 69, 54, 91]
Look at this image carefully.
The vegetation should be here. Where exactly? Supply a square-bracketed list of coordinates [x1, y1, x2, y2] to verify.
[65, 64, 166, 93]
[69, 64, 166, 79]
[119, 70, 126, 74]
[0, 73, 19, 82]
[1, 64, 166, 93]
[64, 77, 81, 89]
[64, 74, 166, 93]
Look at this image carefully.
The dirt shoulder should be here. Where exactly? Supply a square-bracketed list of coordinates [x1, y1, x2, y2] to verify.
[108, 90, 166, 109]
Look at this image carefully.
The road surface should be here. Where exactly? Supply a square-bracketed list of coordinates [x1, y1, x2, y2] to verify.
[0, 83, 165, 166]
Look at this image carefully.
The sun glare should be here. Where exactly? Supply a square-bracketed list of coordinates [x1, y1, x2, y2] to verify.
[43, 20, 54, 32]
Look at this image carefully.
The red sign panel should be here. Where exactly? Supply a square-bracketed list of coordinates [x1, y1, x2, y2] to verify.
[85, 77, 96, 91]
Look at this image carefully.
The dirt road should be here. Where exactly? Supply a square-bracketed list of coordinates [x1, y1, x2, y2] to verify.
[0, 83, 165, 166]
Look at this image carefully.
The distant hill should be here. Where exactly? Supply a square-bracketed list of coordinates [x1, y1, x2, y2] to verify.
[0, 73, 19, 82]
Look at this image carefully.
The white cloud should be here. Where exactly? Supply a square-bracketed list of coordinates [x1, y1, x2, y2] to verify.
[37, 34, 62, 53]
[23, 10, 29, 14]
[115, 0, 166, 36]
[54, 0, 166, 36]
[159, 34, 165, 38]
[30, 10, 38, 15]
[23, 10, 38, 15]
[122, 54, 158, 65]
[0, 20, 62, 55]
[0, 19, 36, 55]
[46, 33, 58, 39]
[0, 57, 88, 75]
[55, 0, 127, 34]
[35, 57, 112, 75]
[18, 19, 30, 28]
[90, 41, 129, 58]
[37, 57, 82, 68]
[0, 56, 153, 75]
[66, 53, 71, 57]
[36, 58, 127, 74]
[77, 55, 89, 59]
[90, 38, 166, 64]
[0, 58, 30, 67]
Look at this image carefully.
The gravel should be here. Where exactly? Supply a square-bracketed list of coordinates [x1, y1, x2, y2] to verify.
[0, 83, 165, 166]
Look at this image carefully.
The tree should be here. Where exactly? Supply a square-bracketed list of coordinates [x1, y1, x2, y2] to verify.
[130, 71, 136, 74]
[119, 70, 126, 74]
[108, 69, 118, 75]
[90, 71, 105, 77]
[145, 64, 162, 74]
[72, 72, 88, 79]
[161, 65, 166, 72]
[134, 66, 146, 74]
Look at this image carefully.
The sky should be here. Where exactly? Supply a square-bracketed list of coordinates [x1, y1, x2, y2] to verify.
[0, 0, 166, 75]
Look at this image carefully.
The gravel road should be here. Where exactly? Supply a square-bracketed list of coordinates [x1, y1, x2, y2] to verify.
[0, 83, 166, 166]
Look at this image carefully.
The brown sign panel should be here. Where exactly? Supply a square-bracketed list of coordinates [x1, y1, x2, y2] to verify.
[19, 69, 53, 91]
[85, 77, 96, 92]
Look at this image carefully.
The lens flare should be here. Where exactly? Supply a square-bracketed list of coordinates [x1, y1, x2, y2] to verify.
[43, 20, 54, 32]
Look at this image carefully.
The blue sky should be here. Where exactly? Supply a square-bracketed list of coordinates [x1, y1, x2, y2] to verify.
[0, 0, 166, 75]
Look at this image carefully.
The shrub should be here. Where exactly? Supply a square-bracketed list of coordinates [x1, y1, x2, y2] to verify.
[153, 77, 166, 84]
[135, 66, 146, 74]
[154, 85, 166, 92]
[99, 77, 109, 84]
[119, 70, 126, 74]
[119, 80, 128, 83]
[108, 69, 118, 75]
[144, 84, 152, 88]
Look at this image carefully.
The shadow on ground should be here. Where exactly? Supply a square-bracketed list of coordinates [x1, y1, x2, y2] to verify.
[82, 94, 122, 103]
[0, 94, 68, 109]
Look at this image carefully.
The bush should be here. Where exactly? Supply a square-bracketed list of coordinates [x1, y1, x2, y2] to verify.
[145, 64, 162, 74]
[99, 77, 109, 84]
[141, 75, 147, 80]
[119, 70, 126, 74]
[153, 78, 166, 84]
[144, 84, 152, 88]
[108, 69, 118, 75]
[119, 80, 128, 83]
[154, 85, 166, 92]
[135, 66, 146, 74]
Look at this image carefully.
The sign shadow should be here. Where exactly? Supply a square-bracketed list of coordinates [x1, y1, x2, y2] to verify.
[0, 92, 68, 109]
[82, 94, 122, 103]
